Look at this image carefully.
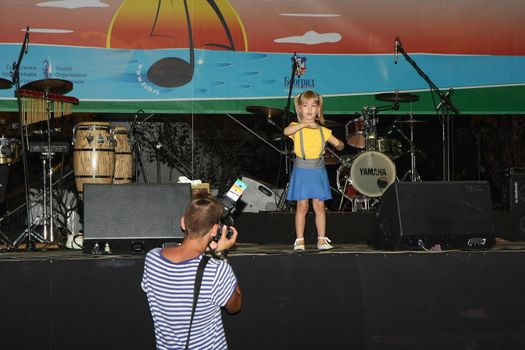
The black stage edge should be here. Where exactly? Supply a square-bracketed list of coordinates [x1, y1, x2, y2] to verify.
[1, 248, 525, 350]
[234, 210, 519, 245]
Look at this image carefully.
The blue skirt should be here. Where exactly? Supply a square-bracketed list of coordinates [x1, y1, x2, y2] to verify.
[287, 165, 332, 201]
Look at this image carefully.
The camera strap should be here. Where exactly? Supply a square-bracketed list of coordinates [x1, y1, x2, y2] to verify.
[185, 255, 210, 350]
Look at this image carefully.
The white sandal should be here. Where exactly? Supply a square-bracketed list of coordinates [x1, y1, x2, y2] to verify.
[317, 237, 333, 250]
[293, 238, 305, 251]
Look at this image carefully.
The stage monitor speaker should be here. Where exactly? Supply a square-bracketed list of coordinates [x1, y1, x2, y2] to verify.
[507, 174, 525, 240]
[83, 183, 190, 254]
[237, 176, 279, 212]
[375, 181, 495, 250]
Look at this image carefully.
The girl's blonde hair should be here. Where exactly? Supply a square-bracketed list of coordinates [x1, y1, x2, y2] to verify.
[294, 90, 325, 125]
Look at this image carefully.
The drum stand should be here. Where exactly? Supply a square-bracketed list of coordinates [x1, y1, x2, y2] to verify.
[338, 181, 371, 212]
[397, 115, 422, 182]
[37, 150, 60, 243]
[13, 99, 61, 249]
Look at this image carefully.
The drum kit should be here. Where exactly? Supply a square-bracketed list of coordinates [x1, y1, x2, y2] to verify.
[0, 75, 134, 250]
[247, 91, 428, 212]
[336, 92, 426, 211]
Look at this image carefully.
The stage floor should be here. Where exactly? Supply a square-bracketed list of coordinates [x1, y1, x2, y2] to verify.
[1, 207, 525, 350]
[2, 240, 525, 350]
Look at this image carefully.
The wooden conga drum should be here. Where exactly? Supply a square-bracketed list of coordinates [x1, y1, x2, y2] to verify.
[113, 126, 133, 184]
[73, 122, 115, 195]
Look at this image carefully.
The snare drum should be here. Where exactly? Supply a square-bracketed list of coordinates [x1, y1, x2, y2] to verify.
[113, 126, 133, 184]
[345, 118, 366, 149]
[0, 137, 20, 164]
[336, 151, 396, 199]
[72, 122, 115, 195]
[376, 137, 402, 160]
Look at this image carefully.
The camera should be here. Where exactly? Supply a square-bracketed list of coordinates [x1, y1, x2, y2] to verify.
[214, 214, 234, 241]
[212, 178, 247, 242]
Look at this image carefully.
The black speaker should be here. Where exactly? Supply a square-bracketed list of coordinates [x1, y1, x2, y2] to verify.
[375, 181, 496, 250]
[508, 174, 525, 240]
[83, 183, 190, 254]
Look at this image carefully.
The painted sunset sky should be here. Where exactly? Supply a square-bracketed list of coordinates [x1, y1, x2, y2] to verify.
[0, 0, 523, 55]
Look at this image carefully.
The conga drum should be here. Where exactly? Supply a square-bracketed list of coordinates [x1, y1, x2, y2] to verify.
[113, 126, 133, 184]
[73, 122, 115, 195]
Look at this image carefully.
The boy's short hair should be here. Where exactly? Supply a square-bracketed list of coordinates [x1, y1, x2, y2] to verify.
[183, 194, 223, 237]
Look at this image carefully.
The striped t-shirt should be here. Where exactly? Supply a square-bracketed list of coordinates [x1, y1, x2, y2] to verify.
[142, 248, 238, 350]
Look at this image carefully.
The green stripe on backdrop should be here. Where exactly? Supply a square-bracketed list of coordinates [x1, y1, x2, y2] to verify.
[0, 85, 524, 115]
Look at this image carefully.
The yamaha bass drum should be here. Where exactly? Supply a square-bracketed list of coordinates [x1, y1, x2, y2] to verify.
[336, 151, 396, 200]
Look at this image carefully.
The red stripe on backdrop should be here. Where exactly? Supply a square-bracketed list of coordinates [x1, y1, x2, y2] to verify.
[0, 0, 523, 54]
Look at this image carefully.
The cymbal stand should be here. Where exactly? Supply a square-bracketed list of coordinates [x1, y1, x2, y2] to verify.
[397, 115, 422, 182]
[10, 27, 44, 250]
[363, 106, 379, 151]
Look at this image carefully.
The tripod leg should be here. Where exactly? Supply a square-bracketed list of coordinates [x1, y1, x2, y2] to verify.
[277, 182, 290, 211]
[400, 169, 411, 182]
[11, 198, 46, 250]
[0, 229, 11, 247]
[12, 226, 45, 250]
[338, 180, 349, 211]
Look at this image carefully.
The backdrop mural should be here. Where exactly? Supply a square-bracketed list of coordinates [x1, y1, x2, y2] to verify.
[0, 0, 524, 114]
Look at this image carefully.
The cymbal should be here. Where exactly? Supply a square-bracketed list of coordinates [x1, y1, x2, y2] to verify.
[21, 79, 73, 95]
[375, 92, 420, 103]
[246, 105, 290, 118]
[395, 119, 429, 124]
[0, 78, 13, 89]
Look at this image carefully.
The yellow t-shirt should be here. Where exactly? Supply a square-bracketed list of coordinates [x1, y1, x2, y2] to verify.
[288, 122, 333, 159]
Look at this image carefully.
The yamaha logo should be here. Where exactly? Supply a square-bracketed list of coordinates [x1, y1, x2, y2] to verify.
[359, 168, 387, 176]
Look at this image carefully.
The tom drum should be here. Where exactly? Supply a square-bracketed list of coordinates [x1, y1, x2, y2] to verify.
[345, 118, 366, 149]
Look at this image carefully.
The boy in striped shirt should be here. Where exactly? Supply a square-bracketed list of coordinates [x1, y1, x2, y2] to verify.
[142, 195, 242, 349]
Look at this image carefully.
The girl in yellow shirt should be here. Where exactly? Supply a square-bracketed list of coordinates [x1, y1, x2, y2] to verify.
[284, 91, 344, 251]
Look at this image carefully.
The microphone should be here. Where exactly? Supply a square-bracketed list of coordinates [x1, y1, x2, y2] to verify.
[24, 26, 30, 54]
[130, 109, 144, 130]
[394, 37, 400, 64]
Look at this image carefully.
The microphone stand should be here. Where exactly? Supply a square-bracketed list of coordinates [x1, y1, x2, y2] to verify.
[276, 53, 299, 211]
[131, 114, 197, 181]
[396, 37, 459, 181]
[225, 114, 282, 154]
[129, 110, 150, 183]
